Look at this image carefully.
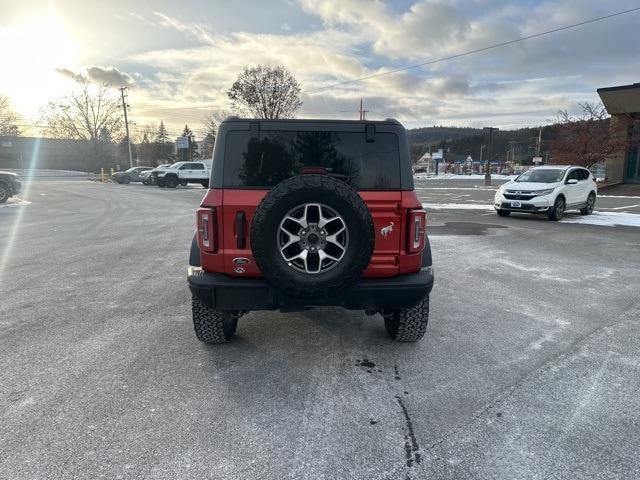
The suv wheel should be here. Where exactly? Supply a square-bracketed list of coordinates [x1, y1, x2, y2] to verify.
[165, 176, 178, 188]
[122, 176, 131, 184]
[192, 296, 238, 343]
[547, 196, 565, 221]
[496, 209, 510, 217]
[383, 297, 430, 342]
[250, 175, 375, 298]
[580, 193, 596, 215]
[0, 183, 9, 203]
[180, 181, 188, 186]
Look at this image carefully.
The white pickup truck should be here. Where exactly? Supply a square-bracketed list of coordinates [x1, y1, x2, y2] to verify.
[156, 161, 211, 188]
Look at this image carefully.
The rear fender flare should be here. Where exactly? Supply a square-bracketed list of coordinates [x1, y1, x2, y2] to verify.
[189, 232, 201, 266]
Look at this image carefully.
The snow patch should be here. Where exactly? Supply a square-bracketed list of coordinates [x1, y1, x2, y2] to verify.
[0, 198, 31, 208]
[423, 203, 494, 211]
[414, 173, 517, 180]
[563, 211, 640, 228]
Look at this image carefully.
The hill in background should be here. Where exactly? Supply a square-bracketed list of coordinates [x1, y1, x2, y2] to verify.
[407, 125, 555, 165]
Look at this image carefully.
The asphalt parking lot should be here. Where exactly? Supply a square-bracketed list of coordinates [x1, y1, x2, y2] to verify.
[1, 179, 640, 479]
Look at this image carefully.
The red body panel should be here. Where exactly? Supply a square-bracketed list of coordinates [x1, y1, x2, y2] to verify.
[199, 188, 425, 278]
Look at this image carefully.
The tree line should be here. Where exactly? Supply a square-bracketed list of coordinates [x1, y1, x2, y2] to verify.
[0, 65, 302, 171]
[2, 65, 637, 171]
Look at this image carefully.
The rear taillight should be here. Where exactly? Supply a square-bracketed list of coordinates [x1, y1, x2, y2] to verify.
[197, 207, 217, 253]
[407, 209, 426, 253]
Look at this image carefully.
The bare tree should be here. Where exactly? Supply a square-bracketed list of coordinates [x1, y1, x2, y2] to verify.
[550, 102, 632, 169]
[0, 95, 21, 136]
[40, 78, 123, 169]
[200, 110, 223, 159]
[227, 65, 302, 119]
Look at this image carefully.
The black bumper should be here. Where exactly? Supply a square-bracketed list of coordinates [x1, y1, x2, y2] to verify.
[188, 267, 434, 311]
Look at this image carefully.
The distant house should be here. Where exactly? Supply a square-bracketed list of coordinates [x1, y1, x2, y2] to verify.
[597, 83, 640, 184]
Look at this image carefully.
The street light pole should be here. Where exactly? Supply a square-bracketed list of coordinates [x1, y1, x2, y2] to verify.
[483, 127, 498, 186]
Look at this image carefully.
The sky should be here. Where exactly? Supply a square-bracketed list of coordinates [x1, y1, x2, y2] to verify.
[0, 0, 638, 136]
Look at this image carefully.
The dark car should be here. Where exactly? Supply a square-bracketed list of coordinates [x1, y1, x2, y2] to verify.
[187, 117, 434, 344]
[0, 171, 22, 203]
[111, 167, 153, 184]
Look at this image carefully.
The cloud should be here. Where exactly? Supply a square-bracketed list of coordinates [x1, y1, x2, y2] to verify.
[54, 68, 83, 82]
[153, 11, 214, 45]
[86, 66, 134, 86]
[55, 66, 134, 86]
[120, 0, 638, 129]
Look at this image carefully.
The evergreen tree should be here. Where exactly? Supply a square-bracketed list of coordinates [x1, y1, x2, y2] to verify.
[154, 121, 174, 164]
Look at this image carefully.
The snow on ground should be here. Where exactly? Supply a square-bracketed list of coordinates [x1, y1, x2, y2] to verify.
[3, 169, 90, 177]
[423, 202, 494, 210]
[414, 173, 517, 180]
[0, 197, 31, 208]
[562, 211, 640, 228]
[423, 202, 640, 227]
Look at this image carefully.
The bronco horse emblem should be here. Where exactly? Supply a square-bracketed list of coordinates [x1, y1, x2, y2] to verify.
[380, 222, 394, 238]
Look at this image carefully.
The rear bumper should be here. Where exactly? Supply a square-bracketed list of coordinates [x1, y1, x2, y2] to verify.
[187, 266, 434, 311]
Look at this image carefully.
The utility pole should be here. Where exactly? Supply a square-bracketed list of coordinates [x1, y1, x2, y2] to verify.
[536, 126, 542, 157]
[358, 99, 368, 121]
[483, 127, 498, 186]
[479, 145, 485, 174]
[119, 86, 133, 168]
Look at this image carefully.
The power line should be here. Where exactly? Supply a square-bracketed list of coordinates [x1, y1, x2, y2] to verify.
[304, 6, 640, 95]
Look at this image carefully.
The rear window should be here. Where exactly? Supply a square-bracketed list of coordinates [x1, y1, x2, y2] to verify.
[223, 130, 401, 189]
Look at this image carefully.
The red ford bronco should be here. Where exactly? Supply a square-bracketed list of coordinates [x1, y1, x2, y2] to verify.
[187, 118, 434, 343]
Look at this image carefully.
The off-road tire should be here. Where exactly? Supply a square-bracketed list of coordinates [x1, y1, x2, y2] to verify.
[547, 196, 565, 221]
[0, 183, 9, 203]
[122, 176, 130, 184]
[191, 296, 238, 344]
[250, 174, 375, 298]
[180, 181, 188, 186]
[384, 297, 430, 342]
[142, 179, 148, 185]
[165, 175, 178, 188]
[497, 209, 510, 217]
[157, 179, 166, 187]
[580, 193, 596, 215]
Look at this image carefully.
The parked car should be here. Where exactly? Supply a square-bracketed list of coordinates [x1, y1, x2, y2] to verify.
[187, 117, 434, 344]
[156, 161, 210, 188]
[112, 166, 153, 184]
[494, 165, 597, 220]
[0, 171, 22, 203]
[141, 164, 171, 185]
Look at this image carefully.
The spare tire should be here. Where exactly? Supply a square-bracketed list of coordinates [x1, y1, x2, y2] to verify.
[250, 175, 374, 298]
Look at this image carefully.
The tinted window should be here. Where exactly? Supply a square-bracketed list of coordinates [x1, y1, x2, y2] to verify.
[578, 169, 589, 180]
[515, 168, 565, 183]
[566, 169, 579, 181]
[223, 130, 401, 189]
[192, 163, 205, 170]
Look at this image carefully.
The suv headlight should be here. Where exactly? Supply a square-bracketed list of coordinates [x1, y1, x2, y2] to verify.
[534, 188, 555, 196]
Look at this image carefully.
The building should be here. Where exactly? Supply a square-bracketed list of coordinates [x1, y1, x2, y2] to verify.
[597, 83, 640, 184]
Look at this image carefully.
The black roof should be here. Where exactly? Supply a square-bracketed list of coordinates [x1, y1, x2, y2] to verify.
[221, 116, 402, 125]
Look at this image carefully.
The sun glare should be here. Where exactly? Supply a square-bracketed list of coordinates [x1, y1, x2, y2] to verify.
[0, 14, 78, 120]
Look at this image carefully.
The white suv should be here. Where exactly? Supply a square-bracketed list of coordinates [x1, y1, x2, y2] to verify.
[156, 161, 211, 188]
[494, 166, 597, 221]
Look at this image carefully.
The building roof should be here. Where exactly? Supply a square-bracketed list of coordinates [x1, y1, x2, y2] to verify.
[597, 83, 640, 115]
